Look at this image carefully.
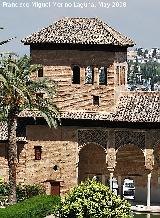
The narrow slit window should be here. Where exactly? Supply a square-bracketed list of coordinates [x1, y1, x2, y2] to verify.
[85, 66, 94, 84]
[72, 66, 80, 84]
[34, 146, 42, 160]
[38, 68, 43, 77]
[93, 96, 99, 106]
[99, 67, 107, 85]
[122, 66, 126, 85]
[116, 66, 120, 86]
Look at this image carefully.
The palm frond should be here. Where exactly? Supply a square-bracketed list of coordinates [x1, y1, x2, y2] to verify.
[0, 54, 60, 128]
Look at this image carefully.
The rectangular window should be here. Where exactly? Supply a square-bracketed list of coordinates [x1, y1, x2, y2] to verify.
[37, 68, 43, 77]
[122, 66, 126, 85]
[34, 146, 42, 160]
[72, 65, 80, 84]
[93, 96, 99, 106]
[85, 66, 94, 84]
[116, 66, 120, 86]
[99, 67, 107, 85]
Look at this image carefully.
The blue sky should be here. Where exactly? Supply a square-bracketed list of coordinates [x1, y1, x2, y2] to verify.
[0, 0, 159, 55]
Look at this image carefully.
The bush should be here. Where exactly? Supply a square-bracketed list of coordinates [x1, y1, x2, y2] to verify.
[16, 184, 45, 202]
[0, 182, 9, 196]
[0, 182, 45, 204]
[59, 179, 132, 218]
[0, 195, 60, 218]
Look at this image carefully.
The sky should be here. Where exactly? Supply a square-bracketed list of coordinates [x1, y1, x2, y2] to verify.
[0, 0, 160, 56]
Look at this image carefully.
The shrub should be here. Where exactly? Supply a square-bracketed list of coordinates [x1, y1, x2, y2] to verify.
[0, 182, 9, 196]
[16, 184, 45, 202]
[0, 195, 60, 218]
[0, 182, 45, 204]
[59, 179, 132, 218]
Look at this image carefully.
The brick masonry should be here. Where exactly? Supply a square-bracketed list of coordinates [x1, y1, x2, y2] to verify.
[30, 48, 127, 112]
[1, 127, 160, 202]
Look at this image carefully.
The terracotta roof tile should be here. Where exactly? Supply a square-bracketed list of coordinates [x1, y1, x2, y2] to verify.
[114, 92, 160, 122]
[22, 17, 135, 46]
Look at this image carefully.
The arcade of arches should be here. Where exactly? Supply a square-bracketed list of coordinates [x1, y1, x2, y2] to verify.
[78, 129, 160, 206]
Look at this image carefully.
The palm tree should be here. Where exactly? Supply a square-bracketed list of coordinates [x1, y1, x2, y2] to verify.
[0, 54, 60, 204]
[0, 27, 15, 46]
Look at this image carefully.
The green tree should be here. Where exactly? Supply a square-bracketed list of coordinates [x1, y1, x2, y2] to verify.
[0, 54, 60, 204]
[141, 61, 160, 90]
[59, 179, 132, 218]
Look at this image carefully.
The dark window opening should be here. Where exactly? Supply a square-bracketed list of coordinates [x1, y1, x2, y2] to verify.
[34, 146, 42, 160]
[85, 66, 94, 84]
[72, 66, 80, 84]
[53, 165, 58, 171]
[116, 66, 120, 86]
[38, 68, 43, 77]
[93, 96, 99, 106]
[122, 66, 126, 85]
[99, 67, 107, 85]
[36, 93, 44, 99]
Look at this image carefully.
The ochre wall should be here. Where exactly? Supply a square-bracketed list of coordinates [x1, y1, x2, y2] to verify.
[30, 48, 127, 111]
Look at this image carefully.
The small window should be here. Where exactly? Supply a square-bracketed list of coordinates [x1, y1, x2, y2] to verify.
[99, 67, 107, 85]
[38, 68, 43, 77]
[72, 66, 80, 84]
[85, 66, 94, 84]
[122, 66, 126, 85]
[34, 146, 42, 160]
[116, 66, 120, 86]
[36, 93, 44, 99]
[93, 96, 99, 106]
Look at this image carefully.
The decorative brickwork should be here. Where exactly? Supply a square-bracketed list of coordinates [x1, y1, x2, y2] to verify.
[145, 149, 154, 170]
[115, 130, 145, 150]
[78, 129, 108, 150]
[107, 148, 116, 170]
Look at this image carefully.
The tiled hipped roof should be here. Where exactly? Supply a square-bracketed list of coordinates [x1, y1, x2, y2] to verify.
[22, 17, 135, 46]
[0, 92, 159, 141]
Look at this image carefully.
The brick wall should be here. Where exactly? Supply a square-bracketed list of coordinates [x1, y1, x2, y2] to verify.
[31, 48, 127, 112]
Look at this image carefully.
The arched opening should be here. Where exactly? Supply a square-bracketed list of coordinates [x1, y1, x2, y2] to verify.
[115, 144, 146, 202]
[78, 143, 109, 184]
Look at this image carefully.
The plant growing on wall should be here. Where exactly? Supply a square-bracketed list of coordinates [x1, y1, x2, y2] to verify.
[0, 54, 60, 204]
[59, 179, 132, 218]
